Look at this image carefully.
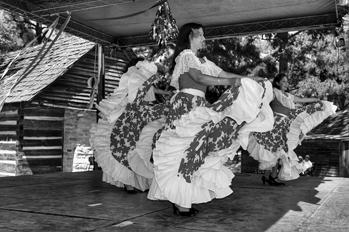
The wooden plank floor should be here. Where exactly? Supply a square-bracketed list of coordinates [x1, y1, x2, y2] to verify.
[0, 170, 348, 232]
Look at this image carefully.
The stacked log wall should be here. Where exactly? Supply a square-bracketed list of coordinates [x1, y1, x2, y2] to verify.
[0, 104, 21, 176]
[20, 103, 64, 174]
[33, 50, 127, 110]
[0, 103, 33, 176]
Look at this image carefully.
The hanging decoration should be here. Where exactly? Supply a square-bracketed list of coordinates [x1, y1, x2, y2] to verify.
[149, 0, 178, 47]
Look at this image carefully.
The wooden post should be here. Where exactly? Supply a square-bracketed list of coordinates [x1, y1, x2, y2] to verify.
[278, 32, 289, 74]
[94, 44, 105, 170]
[16, 102, 32, 176]
[339, 140, 349, 177]
[97, 44, 105, 104]
[17, 102, 24, 154]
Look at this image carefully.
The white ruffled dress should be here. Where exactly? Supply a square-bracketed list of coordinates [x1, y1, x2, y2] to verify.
[247, 88, 337, 181]
[147, 50, 274, 208]
[89, 61, 167, 191]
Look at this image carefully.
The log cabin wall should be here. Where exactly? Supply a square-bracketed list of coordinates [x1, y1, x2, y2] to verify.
[32, 47, 128, 109]
[31, 48, 130, 172]
[21, 102, 64, 174]
[0, 103, 23, 176]
[0, 102, 64, 176]
[26, 46, 130, 174]
[1, 42, 133, 176]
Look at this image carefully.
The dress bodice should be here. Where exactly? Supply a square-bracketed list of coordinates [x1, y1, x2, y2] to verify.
[270, 97, 290, 115]
[272, 88, 295, 114]
[178, 73, 207, 92]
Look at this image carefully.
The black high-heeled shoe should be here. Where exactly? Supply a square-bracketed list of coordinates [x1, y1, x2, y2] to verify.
[268, 175, 285, 186]
[262, 176, 273, 186]
[190, 207, 199, 214]
[124, 185, 137, 194]
[172, 203, 197, 217]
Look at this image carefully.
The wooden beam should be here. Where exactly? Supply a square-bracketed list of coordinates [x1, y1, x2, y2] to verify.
[97, 44, 105, 103]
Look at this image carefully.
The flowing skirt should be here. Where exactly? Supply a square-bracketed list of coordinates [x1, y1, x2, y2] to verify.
[147, 79, 274, 208]
[247, 101, 337, 181]
[89, 75, 168, 191]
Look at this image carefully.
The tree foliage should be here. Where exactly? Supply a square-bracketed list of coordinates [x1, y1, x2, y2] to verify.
[263, 28, 348, 106]
[0, 9, 71, 55]
[0, 9, 37, 53]
[135, 26, 349, 108]
[202, 37, 261, 74]
[200, 37, 278, 103]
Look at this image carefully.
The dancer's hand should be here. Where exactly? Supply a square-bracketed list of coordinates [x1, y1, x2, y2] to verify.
[229, 77, 241, 87]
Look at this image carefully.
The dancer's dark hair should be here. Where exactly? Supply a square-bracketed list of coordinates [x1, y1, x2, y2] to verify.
[170, 22, 204, 74]
[272, 73, 287, 90]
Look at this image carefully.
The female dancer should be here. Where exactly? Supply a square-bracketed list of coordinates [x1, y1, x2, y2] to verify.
[247, 73, 337, 185]
[147, 22, 274, 216]
[89, 59, 171, 193]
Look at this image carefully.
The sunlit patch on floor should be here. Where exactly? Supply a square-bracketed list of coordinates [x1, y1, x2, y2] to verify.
[87, 203, 103, 207]
[89, 190, 101, 193]
[112, 221, 134, 227]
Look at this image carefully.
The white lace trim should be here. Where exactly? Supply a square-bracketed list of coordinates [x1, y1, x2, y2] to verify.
[273, 88, 295, 109]
[170, 49, 222, 89]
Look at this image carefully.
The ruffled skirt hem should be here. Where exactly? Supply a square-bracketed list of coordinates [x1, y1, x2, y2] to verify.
[148, 79, 274, 207]
[90, 117, 152, 191]
[248, 100, 337, 181]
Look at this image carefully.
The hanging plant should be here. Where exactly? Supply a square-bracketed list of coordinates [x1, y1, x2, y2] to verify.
[149, 0, 178, 47]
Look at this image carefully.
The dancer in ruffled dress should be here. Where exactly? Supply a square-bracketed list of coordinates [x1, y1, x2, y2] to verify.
[147, 22, 274, 216]
[247, 73, 337, 185]
[89, 59, 171, 193]
[126, 57, 173, 106]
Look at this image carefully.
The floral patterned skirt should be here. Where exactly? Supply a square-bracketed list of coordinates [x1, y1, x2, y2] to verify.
[247, 101, 337, 181]
[90, 75, 169, 191]
[147, 79, 274, 208]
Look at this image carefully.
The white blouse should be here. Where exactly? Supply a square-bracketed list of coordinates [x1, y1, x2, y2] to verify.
[273, 88, 296, 109]
[170, 49, 222, 89]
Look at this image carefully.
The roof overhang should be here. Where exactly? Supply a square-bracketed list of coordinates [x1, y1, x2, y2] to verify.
[0, 0, 348, 48]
